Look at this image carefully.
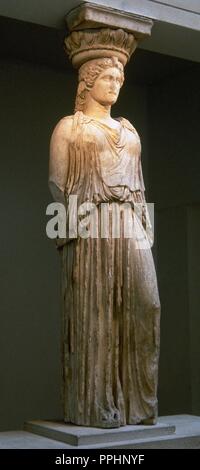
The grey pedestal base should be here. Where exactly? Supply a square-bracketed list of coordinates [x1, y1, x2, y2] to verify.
[24, 419, 175, 448]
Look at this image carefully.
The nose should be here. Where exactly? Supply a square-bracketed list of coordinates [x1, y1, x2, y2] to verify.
[110, 82, 118, 93]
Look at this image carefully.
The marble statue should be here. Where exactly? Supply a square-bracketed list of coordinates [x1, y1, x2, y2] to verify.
[49, 28, 160, 428]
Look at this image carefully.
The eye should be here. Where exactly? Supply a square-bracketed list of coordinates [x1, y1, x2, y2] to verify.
[102, 75, 112, 81]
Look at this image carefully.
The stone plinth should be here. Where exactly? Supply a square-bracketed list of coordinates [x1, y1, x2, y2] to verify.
[24, 420, 175, 447]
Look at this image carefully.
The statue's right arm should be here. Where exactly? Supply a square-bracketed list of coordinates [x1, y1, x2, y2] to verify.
[49, 116, 73, 205]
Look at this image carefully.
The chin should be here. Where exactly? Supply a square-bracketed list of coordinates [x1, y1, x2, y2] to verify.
[105, 98, 118, 106]
[110, 98, 118, 105]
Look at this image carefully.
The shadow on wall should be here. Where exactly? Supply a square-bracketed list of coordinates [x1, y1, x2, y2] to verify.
[148, 67, 200, 417]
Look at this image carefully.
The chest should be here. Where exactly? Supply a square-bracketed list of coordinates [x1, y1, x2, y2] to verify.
[81, 124, 141, 158]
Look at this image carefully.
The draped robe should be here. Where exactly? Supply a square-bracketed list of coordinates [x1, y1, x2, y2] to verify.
[50, 111, 160, 428]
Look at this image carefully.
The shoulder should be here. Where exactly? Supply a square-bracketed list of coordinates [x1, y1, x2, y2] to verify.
[50, 115, 74, 145]
[120, 117, 140, 140]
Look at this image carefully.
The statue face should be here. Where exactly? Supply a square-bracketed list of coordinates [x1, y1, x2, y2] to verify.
[89, 67, 122, 106]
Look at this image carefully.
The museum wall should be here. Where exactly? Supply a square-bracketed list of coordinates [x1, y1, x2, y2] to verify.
[1, 43, 199, 431]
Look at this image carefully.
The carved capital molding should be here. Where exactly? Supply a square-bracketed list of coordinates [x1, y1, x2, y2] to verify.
[65, 28, 137, 68]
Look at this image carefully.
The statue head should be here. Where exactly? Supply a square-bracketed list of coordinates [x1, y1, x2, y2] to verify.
[75, 56, 124, 112]
[65, 28, 136, 113]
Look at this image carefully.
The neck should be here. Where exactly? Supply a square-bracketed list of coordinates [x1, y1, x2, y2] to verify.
[83, 94, 111, 120]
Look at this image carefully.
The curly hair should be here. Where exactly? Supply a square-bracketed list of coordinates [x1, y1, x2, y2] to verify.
[74, 57, 124, 113]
